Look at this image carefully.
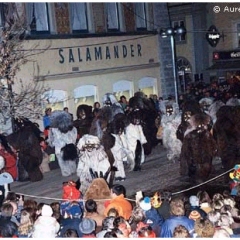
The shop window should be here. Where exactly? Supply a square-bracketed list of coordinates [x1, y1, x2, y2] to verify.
[135, 3, 147, 30]
[172, 20, 186, 42]
[138, 77, 157, 98]
[26, 3, 50, 34]
[69, 2, 88, 33]
[113, 80, 133, 101]
[42, 90, 67, 111]
[74, 85, 97, 109]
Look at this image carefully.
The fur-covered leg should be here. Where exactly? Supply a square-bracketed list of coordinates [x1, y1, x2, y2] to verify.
[133, 140, 142, 171]
[56, 152, 72, 177]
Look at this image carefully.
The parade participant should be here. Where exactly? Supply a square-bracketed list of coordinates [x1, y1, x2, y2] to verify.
[180, 113, 217, 183]
[161, 99, 182, 162]
[76, 134, 110, 194]
[73, 104, 93, 141]
[125, 109, 147, 171]
[48, 110, 78, 177]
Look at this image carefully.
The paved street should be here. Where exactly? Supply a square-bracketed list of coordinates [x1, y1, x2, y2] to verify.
[11, 143, 228, 204]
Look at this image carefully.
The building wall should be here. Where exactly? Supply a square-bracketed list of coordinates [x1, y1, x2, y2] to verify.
[207, 3, 240, 52]
[16, 35, 160, 128]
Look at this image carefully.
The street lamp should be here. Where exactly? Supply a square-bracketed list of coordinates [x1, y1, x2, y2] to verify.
[159, 26, 186, 106]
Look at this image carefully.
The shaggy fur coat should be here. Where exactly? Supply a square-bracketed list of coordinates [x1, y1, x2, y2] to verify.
[180, 113, 217, 183]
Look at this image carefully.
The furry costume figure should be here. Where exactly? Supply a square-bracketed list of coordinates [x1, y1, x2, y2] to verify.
[213, 105, 240, 182]
[180, 113, 217, 183]
[128, 92, 159, 155]
[89, 93, 124, 140]
[125, 109, 147, 171]
[48, 110, 77, 177]
[176, 99, 202, 142]
[13, 117, 43, 141]
[208, 100, 225, 124]
[161, 103, 182, 162]
[226, 96, 240, 106]
[105, 114, 134, 179]
[7, 126, 43, 182]
[73, 104, 93, 141]
[76, 134, 110, 194]
[199, 97, 214, 114]
[84, 178, 111, 216]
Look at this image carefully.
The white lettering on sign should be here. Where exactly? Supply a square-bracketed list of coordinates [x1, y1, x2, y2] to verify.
[224, 6, 240, 12]
[208, 34, 220, 39]
[231, 52, 240, 58]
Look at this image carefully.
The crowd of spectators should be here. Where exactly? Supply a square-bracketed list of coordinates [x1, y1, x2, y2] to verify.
[0, 183, 240, 238]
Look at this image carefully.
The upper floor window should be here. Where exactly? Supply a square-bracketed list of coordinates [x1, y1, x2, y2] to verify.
[135, 3, 147, 30]
[172, 20, 186, 42]
[237, 23, 240, 47]
[106, 3, 119, 31]
[26, 3, 50, 34]
[0, 3, 4, 28]
[69, 3, 88, 33]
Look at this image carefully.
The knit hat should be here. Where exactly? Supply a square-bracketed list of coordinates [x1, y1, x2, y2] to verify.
[189, 210, 201, 221]
[42, 204, 53, 217]
[79, 218, 96, 234]
[66, 205, 82, 218]
[189, 195, 199, 207]
[0, 172, 14, 185]
[139, 197, 151, 211]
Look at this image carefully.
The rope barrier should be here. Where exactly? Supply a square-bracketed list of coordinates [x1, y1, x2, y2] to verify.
[171, 167, 234, 196]
[9, 167, 234, 203]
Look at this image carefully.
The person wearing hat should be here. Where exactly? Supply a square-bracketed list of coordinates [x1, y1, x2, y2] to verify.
[188, 195, 207, 220]
[79, 217, 96, 238]
[139, 196, 164, 236]
[59, 202, 83, 238]
[32, 204, 60, 238]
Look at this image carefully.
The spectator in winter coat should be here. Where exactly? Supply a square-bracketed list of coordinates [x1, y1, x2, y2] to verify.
[32, 204, 60, 238]
[59, 203, 83, 238]
[160, 198, 195, 238]
[139, 197, 164, 236]
[104, 184, 132, 220]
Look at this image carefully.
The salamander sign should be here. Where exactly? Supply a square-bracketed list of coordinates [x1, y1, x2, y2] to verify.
[58, 43, 142, 64]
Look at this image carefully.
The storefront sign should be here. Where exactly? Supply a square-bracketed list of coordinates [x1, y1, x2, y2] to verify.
[58, 43, 142, 64]
[206, 25, 221, 47]
[213, 51, 240, 60]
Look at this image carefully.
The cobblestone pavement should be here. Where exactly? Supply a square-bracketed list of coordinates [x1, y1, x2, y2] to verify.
[11, 143, 229, 204]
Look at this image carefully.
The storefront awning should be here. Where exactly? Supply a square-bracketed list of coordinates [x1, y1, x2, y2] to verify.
[207, 61, 240, 71]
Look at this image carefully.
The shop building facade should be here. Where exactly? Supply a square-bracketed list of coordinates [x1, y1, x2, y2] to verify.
[11, 2, 165, 126]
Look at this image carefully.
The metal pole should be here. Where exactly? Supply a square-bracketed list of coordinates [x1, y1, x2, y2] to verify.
[170, 35, 178, 106]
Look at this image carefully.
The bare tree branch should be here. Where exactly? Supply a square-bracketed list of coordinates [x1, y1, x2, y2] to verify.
[0, 3, 50, 133]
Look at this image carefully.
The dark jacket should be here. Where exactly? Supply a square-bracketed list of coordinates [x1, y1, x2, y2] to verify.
[143, 208, 164, 236]
[59, 218, 83, 237]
